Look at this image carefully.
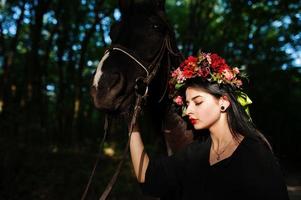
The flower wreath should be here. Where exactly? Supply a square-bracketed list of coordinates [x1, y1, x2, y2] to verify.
[169, 51, 252, 117]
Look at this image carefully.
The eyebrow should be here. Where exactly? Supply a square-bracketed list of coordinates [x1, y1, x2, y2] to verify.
[186, 95, 203, 103]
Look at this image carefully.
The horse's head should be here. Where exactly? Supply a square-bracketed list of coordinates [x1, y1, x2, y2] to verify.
[91, 0, 181, 114]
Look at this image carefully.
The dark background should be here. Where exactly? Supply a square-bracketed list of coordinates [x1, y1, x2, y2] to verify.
[0, 0, 300, 199]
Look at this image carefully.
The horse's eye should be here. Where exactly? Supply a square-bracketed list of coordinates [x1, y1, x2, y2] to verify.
[152, 24, 160, 30]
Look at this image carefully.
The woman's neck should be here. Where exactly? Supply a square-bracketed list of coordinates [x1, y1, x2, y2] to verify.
[209, 114, 235, 149]
[210, 130, 234, 149]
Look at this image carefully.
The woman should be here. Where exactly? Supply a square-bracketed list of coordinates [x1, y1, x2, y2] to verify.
[129, 51, 289, 200]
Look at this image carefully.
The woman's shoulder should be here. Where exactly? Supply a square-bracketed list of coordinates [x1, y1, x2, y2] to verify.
[241, 136, 271, 152]
[237, 137, 289, 198]
[239, 136, 278, 165]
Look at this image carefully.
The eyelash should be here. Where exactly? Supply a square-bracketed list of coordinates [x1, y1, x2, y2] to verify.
[186, 101, 203, 107]
[195, 102, 202, 106]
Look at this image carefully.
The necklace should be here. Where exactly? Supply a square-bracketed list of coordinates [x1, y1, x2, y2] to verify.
[211, 139, 233, 161]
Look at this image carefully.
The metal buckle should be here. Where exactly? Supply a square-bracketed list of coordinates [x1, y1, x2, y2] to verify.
[135, 77, 148, 96]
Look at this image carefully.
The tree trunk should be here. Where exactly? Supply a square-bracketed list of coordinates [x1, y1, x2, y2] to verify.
[24, 0, 51, 138]
[1, 1, 25, 115]
[74, 0, 105, 143]
[54, 2, 72, 144]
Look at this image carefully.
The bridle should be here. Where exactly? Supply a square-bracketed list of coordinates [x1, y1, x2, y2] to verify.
[106, 47, 150, 77]
[82, 33, 182, 200]
[105, 32, 181, 102]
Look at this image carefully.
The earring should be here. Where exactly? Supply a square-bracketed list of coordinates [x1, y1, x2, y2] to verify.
[221, 106, 225, 111]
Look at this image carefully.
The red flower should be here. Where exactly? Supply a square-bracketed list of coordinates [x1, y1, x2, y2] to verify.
[181, 56, 197, 69]
[174, 96, 184, 106]
[183, 69, 194, 78]
[183, 63, 195, 71]
[217, 64, 230, 73]
[187, 56, 197, 63]
[210, 53, 227, 71]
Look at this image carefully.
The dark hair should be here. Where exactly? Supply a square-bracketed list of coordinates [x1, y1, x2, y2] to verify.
[183, 78, 272, 151]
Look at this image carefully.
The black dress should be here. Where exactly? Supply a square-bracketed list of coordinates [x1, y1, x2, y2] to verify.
[140, 136, 289, 200]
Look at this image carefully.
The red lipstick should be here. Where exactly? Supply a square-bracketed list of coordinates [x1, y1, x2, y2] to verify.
[189, 118, 197, 125]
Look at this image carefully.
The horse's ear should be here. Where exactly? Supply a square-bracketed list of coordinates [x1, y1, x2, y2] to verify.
[154, 0, 165, 11]
[118, 0, 132, 13]
[119, 0, 165, 13]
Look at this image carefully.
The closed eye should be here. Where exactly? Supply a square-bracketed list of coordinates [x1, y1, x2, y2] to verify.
[185, 101, 203, 107]
[195, 102, 203, 106]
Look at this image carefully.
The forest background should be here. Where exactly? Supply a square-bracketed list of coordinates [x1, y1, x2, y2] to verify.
[1, 0, 300, 199]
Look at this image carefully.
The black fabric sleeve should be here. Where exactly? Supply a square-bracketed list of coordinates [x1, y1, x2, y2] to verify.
[140, 145, 191, 197]
[139, 155, 183, 197]
[139, 140, 209, 198]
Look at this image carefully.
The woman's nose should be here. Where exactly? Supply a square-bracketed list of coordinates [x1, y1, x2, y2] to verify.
[185, 104, 192, 115]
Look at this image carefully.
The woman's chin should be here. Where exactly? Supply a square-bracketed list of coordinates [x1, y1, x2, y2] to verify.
[192, 124, 200, 129]
[193, 123, 205, 130]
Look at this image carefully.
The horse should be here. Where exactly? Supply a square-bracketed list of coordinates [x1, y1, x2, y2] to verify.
[87, 1, 195, 199]
[90, 0, 193, 154]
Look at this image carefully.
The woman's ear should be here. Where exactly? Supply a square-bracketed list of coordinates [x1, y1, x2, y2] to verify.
[219, 95, 230, 111]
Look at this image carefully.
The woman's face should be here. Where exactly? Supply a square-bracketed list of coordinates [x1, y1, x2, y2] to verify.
[185, 87, 222, 130]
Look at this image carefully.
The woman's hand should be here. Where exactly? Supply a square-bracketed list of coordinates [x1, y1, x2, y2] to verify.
[129, 121, 149, 183]
[128, 121, 140, 136]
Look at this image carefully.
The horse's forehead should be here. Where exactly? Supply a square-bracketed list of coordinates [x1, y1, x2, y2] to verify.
[120, 10, 164, 25]
[122, 2, 158, 15]
[92, 51, 110, 88]
[110, 14, 165, 44]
